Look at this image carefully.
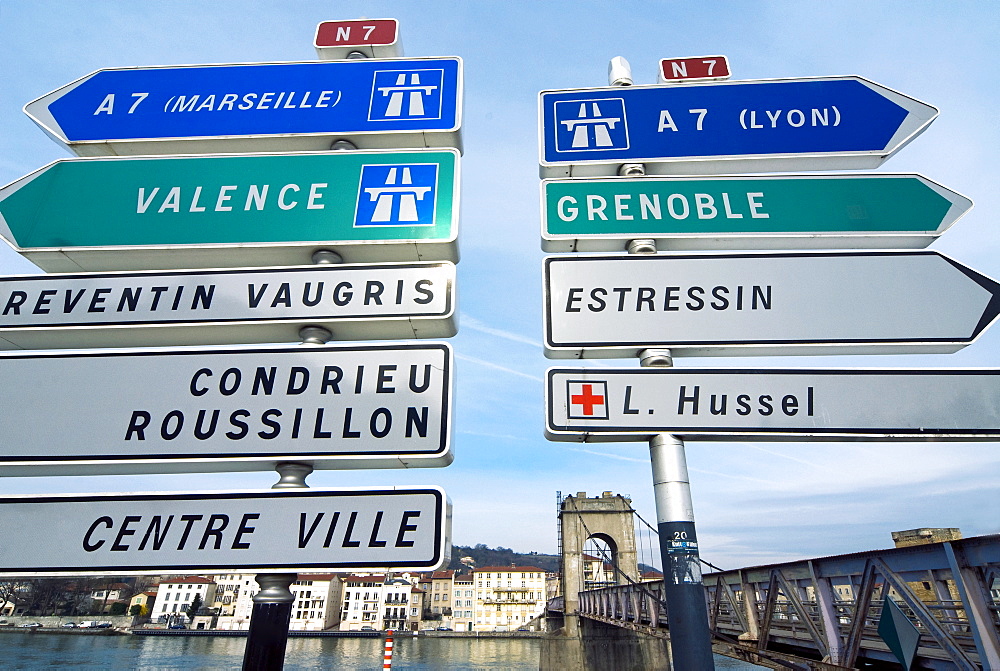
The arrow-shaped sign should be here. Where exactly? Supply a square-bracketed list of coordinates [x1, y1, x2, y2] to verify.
[546, 367, 1000, 441]
[0, 150, 458, 271]
[544, 251, 1000, 358]
[25, 57, 462, 156]
[539, 76, 937, 177]
[541, 174, 972, 252]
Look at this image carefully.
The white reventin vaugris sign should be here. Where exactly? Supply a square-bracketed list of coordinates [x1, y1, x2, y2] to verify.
[0, 487, 450, 576]
[0, 263, 455, 349]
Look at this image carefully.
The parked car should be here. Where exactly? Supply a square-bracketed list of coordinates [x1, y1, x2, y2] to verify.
[61, 622, 78, 628]
[436, 627, 453, 631]
[78, 621, 98, 628]
[360, 625, 375, 631]
[168, 624, 186, 630]
[96, 622, 113, 629]
[19, 622, 42, 628]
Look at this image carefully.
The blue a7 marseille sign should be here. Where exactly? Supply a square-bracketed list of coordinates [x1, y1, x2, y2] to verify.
[538, 76, 937, 176]
[25, 57, 462, 156]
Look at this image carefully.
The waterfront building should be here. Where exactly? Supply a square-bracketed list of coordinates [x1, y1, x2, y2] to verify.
[209, 574, 248, 618]
[424, 569, 455, 627]
[339, 574, 385, 631]
[582, 553, 615, 589]
[214, 575, 259, 631]
[473, 566, 547, 631]
[128, 590, 158, 617]
[382, 575, 414, 631]
[155, 576, 217, 625]
[408, 587, 425, 630]
[89, 582, 131, 613]
[291, 573, 342, 631]
[452, 573, 475, 631]
[337, 573, 419, 631]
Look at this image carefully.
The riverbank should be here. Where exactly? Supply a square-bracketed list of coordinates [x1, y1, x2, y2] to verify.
[0, 626, 125, 635]
[130, 628, 543, 638]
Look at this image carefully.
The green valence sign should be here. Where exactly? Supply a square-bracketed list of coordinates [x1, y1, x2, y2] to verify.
[541, 173, 971, 252]
[0, 149, 458, 271]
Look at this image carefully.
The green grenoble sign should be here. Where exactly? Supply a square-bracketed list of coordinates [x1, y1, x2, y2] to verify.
[541, 173, 971, 252]
[0, 149, 459, 271]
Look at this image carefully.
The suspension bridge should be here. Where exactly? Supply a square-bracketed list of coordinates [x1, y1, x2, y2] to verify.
[542, 491, 1000, 670]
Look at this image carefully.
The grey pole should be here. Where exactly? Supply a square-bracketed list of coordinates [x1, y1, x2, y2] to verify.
[641, 350, 715, 670]
[608, 53, 715, 669]
[243, 319, 327, 670]
[241, 462, 313, 671]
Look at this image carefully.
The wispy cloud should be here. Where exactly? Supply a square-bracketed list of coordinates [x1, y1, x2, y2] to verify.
[458, 429, 529, 442]
[456, 353, 543, 382]
[460, 313, 541, 348]
[558, 445, 648, 463]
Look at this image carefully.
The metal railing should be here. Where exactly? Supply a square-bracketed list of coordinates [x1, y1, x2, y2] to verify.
[552, 534, 1000, 670]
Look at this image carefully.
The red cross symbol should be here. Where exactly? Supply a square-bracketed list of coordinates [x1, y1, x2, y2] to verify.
[570, 383, 606, 416]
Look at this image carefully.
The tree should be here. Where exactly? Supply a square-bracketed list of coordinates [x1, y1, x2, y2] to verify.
[187, 593, 203, 620]
[129, 604, 144, 617]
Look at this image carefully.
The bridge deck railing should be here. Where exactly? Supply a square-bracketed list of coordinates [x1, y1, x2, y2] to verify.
[556, 534, 1000, 670]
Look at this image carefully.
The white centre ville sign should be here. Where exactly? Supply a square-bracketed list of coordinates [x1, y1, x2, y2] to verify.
[0, 487, 450, 576]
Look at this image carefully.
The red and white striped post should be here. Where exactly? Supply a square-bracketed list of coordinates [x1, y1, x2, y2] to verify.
[382, 630, 394, 670]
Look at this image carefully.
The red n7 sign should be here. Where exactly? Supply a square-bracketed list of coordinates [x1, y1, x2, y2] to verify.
[315, 19, 398, 47]
[659, 56, 730, 82]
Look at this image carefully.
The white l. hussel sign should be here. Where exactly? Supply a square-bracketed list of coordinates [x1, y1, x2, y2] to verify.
[0, 342, 452, 475]
[0, 487, 450, 576]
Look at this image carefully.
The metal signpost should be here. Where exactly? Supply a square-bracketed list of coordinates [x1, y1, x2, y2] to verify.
[538, 75, 937, 177]
[314, 19, 402, 59]
[6, 18, 461, 671]
[0, 342, 453, 475]
[543, 250, 1000, 358]
[25, 57, 462, 156]
[545, 367, 1000, 441]
[541, 173, 972, 252]
[0, 150, 460, 270]
[0, 263, 455, 349]
[0, 487, 450, 575]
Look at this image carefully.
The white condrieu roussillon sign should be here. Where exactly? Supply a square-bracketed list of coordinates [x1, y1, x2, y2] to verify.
[546, 367, 1000, 441]
[0, 487, 450, 576]
[543, 251, 1000, 358]
[0, 263, 455, 350]
[0, 343, 451, 475]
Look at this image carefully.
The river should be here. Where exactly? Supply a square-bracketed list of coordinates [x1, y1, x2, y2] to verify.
[7, 631, 766, 669]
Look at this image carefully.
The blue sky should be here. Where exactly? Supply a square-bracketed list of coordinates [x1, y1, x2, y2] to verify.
[0, 1, 998, 570]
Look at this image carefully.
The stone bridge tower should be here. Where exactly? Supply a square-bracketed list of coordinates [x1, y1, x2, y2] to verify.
[559, 490, 639, 633]
[542, 492, 668, 671]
